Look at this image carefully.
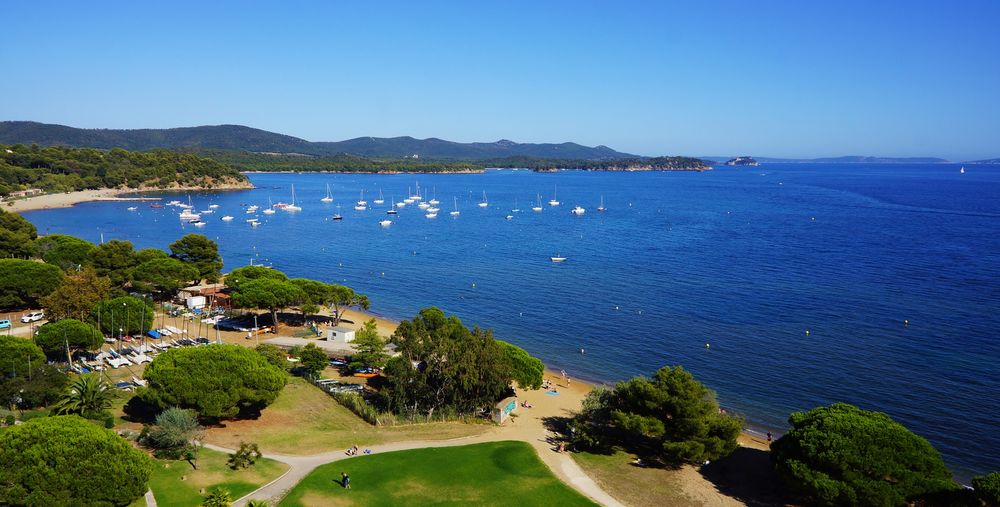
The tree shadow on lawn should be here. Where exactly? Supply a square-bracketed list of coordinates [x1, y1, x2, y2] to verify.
[699, 446, 791, 506]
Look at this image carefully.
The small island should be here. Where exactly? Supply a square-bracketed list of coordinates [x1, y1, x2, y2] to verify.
[724, 156, 760, 166]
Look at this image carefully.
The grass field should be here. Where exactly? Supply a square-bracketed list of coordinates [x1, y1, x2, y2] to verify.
[571, 450, 691, 507]
[203, 377, 489, 454]
[144, 447, 288, 507]
[278, 441, 596, 506]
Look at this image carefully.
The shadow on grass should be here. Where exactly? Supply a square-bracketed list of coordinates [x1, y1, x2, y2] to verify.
[699, 447, 791, 506]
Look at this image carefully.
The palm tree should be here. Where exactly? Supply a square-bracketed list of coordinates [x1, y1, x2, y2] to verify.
[52, 373, 114, 416]
[246, 500, 269, 507]
[201, 487, 232, 507]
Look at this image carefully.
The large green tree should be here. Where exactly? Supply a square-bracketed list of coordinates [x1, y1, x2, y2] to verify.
[0, 258, 63, 310]
[570, 365, 741, 465]
[39, 267, 113, 321]
[141, 344, 286, 420]
[225, 265, 288, 291]
[34, 234, 96, 271]
[384, 307, 513, 417]
[0, 363, 67, 409]
[0, 335, 46, 378]
[0, 208, 38, 259]
[349, 319, 388, 370]
[34, 318, 103, 361]
[133, 257, 200, 299]
[500, 341, 543, 390]
[0, 415, 152, 506]
[90, 239, 138, 288]
[90, 296, 154, 335]
[298, 343, 328, 378]
[230, 277, 305, 326]
[771, 403, 957, 506]
[170, 233, 223, 283]
[329, 284, 369, 325]
[136, 247, 170, 264]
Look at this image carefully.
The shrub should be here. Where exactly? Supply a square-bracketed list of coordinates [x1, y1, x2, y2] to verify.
[974, 472, 1000, 506]
[228, 442, 263, 470]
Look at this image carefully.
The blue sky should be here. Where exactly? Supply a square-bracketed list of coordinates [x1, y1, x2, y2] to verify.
[1, 1, 997, 159]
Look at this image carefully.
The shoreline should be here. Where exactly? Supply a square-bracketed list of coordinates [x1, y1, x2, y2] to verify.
[6, 183, 254, 213]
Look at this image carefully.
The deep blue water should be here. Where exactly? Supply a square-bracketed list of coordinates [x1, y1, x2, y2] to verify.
[23, 164, 1000, 479]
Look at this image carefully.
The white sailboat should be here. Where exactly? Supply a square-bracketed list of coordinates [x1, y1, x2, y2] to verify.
[532, 194, 543, 212]
[262, 197, 276, 215]
[208, 204, 220, 209]
[221, 215, 234, 221]
[511, 198, 520, 213]
[550, 254, 567, 262]
[387, 196, 398, 215]
[284, 185, 302, 212]
[478, 191, 489, 208]
[357, 189, 367, 206]
[548, 185, 560, 206]
[373, 188, 385, 205]
[333, 205, 343, 220]
[379, 219, 392, 227]
[429, 187, 440, 206]
[179, 208, 200, 220]
[450, 196, 460, 216]
[403, 186, 414, 204]
[597, 195, 606, 212]
[425, 211, 438, 218]
[321, 184, 334, 203]
[411, 182, 422, 201]
[960, 166, 965, 174]
[571, 205, 585, 215]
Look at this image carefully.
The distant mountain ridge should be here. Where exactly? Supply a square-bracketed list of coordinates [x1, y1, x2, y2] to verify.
[701, 155, 951, 164]
[0, 121, 635, 160]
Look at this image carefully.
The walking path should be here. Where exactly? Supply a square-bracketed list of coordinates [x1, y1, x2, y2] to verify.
[201, 375, 625, 507]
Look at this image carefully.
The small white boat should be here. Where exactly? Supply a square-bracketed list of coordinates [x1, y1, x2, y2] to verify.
[245, 208, 257, 214]
[221, 215, 234, 221]
[396, 200, 407, 208]
[550, 255, 567, 262]
[179, 210, 200, 220]
[208, 204, 220, 209]
[532, 194, 543, 212]
[425, 211, 438, 218]
[549, 185, 560, 206]
[284, 185, 302, 212]
[511, 198, 520, 213]
[263, 197, 276, 214]
[450, 197, 460, 216]
[373, 188, 385, 205]
[262, 207, 276, 215]
[387, 197, 398, 214]
[166, 200, 182, 206]
[333, 205, 344, 220]
[321, 184, 334, 203]
[247, 205, 260, 212]
[571, 206, 585, 215]
[379, 219, 392, 227]
[427, 206, 440, 213]
[505, 215, 514, 220]
[429, 188, 440, 206]
[597, 195, 606, 212]
[201, 209, 214, 214]
[960, 166, 966, 174]
[411, 182, 422, 201]
[190, 219, 206, 227]
[478, 191, 489, 208]
[127, 206, 138, 211]
[357, 189, 367, 207]
[418, 201, 430, 210]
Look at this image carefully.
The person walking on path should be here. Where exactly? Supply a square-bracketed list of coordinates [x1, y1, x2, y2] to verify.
[341, 472, 351, 489]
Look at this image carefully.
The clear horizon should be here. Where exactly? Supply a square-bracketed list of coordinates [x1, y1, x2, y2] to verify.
[1, 1, 997, 160]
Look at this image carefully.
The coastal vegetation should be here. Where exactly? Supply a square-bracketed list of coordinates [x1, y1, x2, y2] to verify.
[0, 143, 248, 197]
[0, 207, 37, 257]
[143, 447, 287, 507]
[33, 318, 103, 360]
[771, 403, 958, 506]
[0, 415, 152, 506]
[278, 441, 596, 506]
[140, 344, 287, 420]
[0, 258, 63, 310]
[482, 155, 712, 171]
[569, 365, 742, 465]
[201, 150, 483, 173]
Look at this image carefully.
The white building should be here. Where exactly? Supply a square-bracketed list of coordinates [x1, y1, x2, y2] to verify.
[326, 326, 356, 343]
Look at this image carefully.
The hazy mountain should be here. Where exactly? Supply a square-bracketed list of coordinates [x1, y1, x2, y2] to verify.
[965, 158, 1000, 164]
[700, 155, 950, 164]
[0, 121, 634, 160]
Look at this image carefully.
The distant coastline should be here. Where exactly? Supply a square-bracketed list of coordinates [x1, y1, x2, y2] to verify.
[6, 182, 254, 213]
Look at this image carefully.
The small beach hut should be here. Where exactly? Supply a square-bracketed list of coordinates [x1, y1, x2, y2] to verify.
[492, 396, 518, 425]
[326, 326, 355, 343]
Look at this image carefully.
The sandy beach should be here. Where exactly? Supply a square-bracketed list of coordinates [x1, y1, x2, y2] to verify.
[4, 183, 254, 213]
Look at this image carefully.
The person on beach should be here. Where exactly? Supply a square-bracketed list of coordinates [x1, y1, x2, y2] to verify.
[342, 472, 351, 489]
[766, 431, 772, 443]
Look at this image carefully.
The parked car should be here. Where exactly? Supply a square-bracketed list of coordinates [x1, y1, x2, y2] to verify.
[0, 319, 10, 330]
[21, 311, 44, 323]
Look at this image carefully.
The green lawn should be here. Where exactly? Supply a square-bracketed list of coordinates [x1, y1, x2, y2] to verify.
[146, 447, 288, 507]
[203, 376, 488, 455]
[571, 450, 690, 507]
[278, 441, 596, 506]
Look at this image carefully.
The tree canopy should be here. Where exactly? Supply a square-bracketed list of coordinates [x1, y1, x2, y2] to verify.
[170, 233, 222, 283]
[328, 284, 369, 325]
[0, 363, 67, 409]
[298, 343, 328, 377]
[90, 296, 154, 335]
[0, 143, 247, 196]
[34, 318, 103, 360]
[382, 307, 516, 418]
[40, 267, 114, 321]
[91, 239, 138, 288]
[570, 365, 741, 466]
[225, 265, 288, 291]
[350, 319, 388, 370]
[133, 257, 200, 298]
[973, 472, 1000, 506]
[34, 233, 95, 271]
[0, 415, 152, 507]
[0, 258, 63, 310]
[141, 344, 287, 420]
[0, 335, 46, 377]
[500, 341, 544, 390]
[231, 277, 305, 326]
[770, 403, 957, 506]
[0, 208, 37, 259]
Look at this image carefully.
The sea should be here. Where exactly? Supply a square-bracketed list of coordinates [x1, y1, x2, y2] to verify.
[22, 164, 1000, 480]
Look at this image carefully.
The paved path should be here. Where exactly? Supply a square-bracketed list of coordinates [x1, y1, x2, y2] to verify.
[143, 489, 157, 507]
